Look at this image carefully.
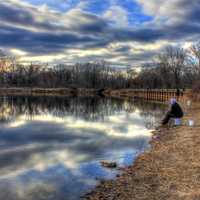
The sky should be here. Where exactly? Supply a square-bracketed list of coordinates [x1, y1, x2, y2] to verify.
[0, 0, 200, 67]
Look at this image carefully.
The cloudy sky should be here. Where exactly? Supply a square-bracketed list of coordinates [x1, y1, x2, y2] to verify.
[0, 0, 200, 67]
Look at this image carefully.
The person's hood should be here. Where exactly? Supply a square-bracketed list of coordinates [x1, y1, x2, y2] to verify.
[170, 98, 176, 105]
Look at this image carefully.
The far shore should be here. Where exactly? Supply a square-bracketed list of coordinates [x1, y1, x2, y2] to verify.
[0, 87, 101, 96]
[0, 88, 190, 101]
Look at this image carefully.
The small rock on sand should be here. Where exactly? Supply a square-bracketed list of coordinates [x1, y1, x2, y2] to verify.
[100, 161, 117, 168]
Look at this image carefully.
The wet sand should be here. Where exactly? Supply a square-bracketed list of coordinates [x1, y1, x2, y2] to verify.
[84, 102, 200, 200]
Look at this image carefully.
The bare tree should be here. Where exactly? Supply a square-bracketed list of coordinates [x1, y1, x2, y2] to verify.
[157, 46, 187, 89]
[0, 45, 197, 90]
[190, 42, 200, 75]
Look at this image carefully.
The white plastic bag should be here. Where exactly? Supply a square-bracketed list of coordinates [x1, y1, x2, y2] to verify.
[188, 120, 194, 127]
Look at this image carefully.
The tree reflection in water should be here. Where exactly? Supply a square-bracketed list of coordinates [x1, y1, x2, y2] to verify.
[0, 96, 166, 126]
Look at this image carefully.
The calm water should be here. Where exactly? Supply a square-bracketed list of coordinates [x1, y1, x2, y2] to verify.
[0, 96, 166, 200]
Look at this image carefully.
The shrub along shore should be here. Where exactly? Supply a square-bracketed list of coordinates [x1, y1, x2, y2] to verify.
[84, 100, 200, 200]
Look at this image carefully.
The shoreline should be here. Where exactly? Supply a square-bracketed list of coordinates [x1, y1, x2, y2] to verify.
[0, 88, 190, 103]
[0, 88, 100, 96]
[84, 101, 199, 200]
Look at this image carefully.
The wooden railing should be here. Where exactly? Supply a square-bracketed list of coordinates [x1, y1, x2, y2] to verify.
[104, 89, 191, 102]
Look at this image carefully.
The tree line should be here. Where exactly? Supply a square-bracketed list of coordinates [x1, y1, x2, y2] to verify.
[0, 42, 200, 90]
[0, 60, 130, 89]
[134, 44, 200, 90]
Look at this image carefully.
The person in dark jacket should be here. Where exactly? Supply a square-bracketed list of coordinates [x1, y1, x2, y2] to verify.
[162, 98, 184, 125]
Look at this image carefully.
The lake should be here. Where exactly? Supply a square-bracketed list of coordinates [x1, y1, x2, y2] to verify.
[0, 96, 166, 200]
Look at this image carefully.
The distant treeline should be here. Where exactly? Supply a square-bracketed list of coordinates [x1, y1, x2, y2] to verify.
[0, 42, 200, 90]
[0, 61, 131, 89]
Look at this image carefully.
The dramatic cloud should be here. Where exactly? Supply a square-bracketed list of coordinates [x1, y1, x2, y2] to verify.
[0, 0, 200, 66]
[103, 5, 129, 27]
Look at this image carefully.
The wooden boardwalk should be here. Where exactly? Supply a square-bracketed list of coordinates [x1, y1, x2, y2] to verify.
[104, 89, 190, 102]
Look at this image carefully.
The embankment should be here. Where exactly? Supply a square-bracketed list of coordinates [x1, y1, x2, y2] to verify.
[0, 88, 99, 96]
[84, 101, 200, 200]
[0, 88, 190, 101]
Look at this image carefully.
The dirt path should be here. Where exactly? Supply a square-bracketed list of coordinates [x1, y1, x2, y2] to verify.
[84, 102, 200, 200]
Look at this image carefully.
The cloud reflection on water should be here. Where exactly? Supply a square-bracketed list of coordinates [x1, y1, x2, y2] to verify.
[0, 96, 166, 200]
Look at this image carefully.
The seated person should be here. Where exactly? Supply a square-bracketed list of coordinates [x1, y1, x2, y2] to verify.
[162, 98, 184, 125]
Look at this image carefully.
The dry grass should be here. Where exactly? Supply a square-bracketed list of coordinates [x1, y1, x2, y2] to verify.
[84, 101, 200, 200]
